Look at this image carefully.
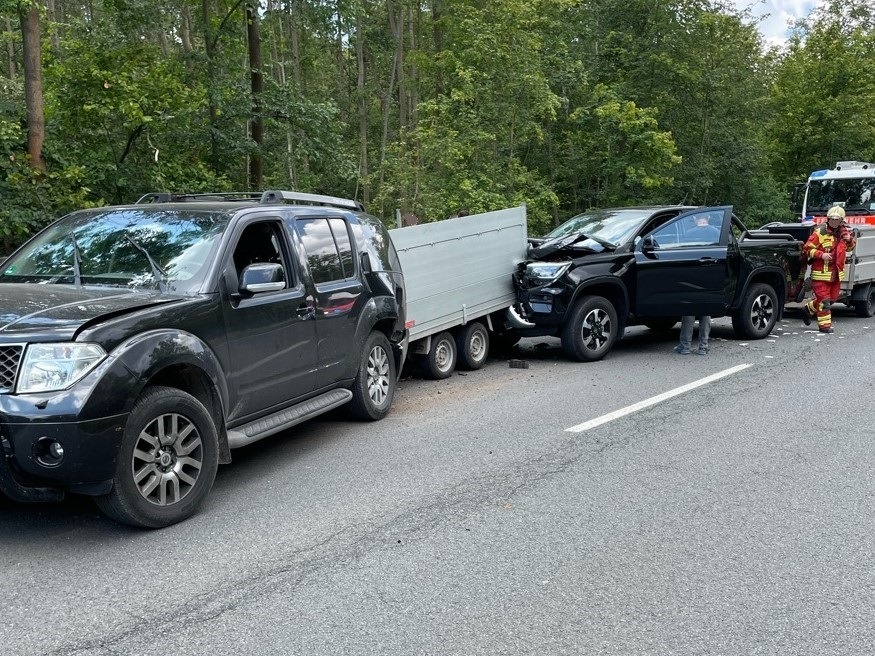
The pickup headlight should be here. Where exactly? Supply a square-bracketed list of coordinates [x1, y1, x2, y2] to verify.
[17, 343, 106, 393]
[525, 262, 571, 285]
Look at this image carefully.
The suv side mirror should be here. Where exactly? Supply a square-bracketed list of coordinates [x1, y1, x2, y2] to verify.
[239, 262, 285, 295]
[641, 235, 657, 254]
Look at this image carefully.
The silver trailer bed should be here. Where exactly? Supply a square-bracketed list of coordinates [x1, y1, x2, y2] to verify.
[390, 206, 528, 343]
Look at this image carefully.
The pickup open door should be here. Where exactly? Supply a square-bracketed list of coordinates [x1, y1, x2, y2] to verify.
[634, 206, 734, 317]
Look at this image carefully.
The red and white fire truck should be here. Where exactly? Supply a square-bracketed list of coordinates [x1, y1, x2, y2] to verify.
[796, 160, 875, 225]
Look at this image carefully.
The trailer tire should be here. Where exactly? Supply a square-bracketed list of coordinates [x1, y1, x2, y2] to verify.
[854, 286, 875, 317]
[422, 331, 457, 379]
[731, 282, 778, 339]
[455, 321, 490, 370]
[561, 295, 619, 362]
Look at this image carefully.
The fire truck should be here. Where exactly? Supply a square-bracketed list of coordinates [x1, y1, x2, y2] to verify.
[794, 161, 875, 225]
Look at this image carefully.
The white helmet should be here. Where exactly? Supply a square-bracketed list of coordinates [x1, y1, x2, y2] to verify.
[827, 206, 846, 220]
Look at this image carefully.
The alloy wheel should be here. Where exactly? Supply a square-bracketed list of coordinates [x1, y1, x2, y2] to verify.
[131, 412, 203, 507]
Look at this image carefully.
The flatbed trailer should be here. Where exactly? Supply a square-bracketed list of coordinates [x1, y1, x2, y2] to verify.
[389, 206, 528, 378]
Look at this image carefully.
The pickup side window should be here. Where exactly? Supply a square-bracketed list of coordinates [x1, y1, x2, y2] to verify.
[651, 210, 722, 248]
[296, 218, 355, 284]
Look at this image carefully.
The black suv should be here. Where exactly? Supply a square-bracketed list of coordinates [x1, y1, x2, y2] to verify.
[0, 191, 407, 527]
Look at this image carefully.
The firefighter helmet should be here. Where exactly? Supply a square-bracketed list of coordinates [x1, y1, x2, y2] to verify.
[827, 206, 846, 220]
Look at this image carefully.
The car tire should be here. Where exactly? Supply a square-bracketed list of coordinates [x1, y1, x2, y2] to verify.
[421, 331, 457, 379]
[854, 286, 875, 317]
[349, 331, 396, 420]
[561, 295, 619, 362]
[95, 386, 219, 529]
[731, 282, 779, 339]
[455, 321, 490, 370]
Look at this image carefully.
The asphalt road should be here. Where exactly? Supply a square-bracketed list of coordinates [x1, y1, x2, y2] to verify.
[2, 308, 873, 655]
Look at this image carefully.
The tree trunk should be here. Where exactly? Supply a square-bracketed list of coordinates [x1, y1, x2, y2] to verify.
[180, 5, 193, 53]
[246, 0, 264, 190]
[19, 5, 45, 171]
[5, 17, 16, 79]
[356, 9, 369, 205]
[202, 0, 218, 169]
[46, 0, 60, 53]
[387, 0, 406, 131]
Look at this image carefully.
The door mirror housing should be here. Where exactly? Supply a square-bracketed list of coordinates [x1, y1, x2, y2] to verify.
[641, 235, 657, 254]
[239, 262, 285, 294]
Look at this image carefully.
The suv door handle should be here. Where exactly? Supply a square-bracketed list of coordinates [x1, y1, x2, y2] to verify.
[296, 303, 315, 319]
[698, 257, 717, 265]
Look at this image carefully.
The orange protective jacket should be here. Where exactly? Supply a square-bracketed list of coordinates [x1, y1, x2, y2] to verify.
[804, 225, 856, 282]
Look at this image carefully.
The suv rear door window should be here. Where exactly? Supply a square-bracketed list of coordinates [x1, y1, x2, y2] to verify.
[296, 218, 354, 284]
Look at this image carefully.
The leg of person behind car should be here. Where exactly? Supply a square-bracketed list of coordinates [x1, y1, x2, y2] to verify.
[696, 316, 711, 355]
[675, 316, 695, 354]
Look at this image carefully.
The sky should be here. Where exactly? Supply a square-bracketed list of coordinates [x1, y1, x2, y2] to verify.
[734, 0, 820, 47]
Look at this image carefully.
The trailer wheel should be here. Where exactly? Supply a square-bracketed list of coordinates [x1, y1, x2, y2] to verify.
[422, 331, 457, 379]
[455, 321, 490, 370]
[854, 286, 875, 317]
[731, 282, 778, 339]
[561, 295, 619, 362]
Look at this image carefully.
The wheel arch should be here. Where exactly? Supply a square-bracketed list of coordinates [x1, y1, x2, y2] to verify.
[107, 330, 231, 464]
[736, 269, 787, 320]
[568, 278, 630, 335]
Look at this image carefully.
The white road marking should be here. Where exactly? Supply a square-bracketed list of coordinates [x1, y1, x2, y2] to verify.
[565, 363, 753, 433]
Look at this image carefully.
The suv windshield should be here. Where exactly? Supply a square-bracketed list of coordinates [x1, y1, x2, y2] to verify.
[543, 209, 655, 246]
[0, 208, 227, 293]
[807, 178, 875, 213]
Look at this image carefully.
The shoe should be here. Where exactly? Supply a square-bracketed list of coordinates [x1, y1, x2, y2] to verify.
[801, 306, 812, 326]
[674, 345, 691, 355]
[696, 347, 709, 355]
[819, 327, 834, 334]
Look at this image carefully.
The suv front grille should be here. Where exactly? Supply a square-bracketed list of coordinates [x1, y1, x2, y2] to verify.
[0, 345, 24, 393]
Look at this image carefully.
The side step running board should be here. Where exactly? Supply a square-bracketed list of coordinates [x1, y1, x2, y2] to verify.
[227, 389, 353, 448]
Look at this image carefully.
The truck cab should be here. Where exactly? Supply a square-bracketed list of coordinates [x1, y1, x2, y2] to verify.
[797, 161, 875, 225]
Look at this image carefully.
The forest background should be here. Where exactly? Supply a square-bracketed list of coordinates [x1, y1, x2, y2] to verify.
[1, 0, 874, 253]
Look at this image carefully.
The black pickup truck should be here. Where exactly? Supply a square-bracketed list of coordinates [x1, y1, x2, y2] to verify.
[0, 191, 406, 527]
[512, 205, 803, 361]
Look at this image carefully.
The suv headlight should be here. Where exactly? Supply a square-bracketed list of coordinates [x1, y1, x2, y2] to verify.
[17, 343, 107, 393]
[525, 262, 571, 285]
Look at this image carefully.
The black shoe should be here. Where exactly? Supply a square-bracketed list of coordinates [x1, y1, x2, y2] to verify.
[819, 326, 834, 334]
[801, 307, 812, 326]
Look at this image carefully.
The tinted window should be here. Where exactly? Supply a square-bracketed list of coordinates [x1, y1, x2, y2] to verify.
[329, 218, 355, 278]
[297, 218, 344, 284]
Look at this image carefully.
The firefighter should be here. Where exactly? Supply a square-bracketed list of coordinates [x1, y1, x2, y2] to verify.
[801, 205, 856, 333]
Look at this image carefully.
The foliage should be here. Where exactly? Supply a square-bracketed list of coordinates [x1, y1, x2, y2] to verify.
[0, 0, 874, 245]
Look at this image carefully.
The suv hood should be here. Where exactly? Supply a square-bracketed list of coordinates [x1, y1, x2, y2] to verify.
[0, 284, 182, 339]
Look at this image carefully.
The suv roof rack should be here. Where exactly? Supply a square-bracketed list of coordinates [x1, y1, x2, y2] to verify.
[136, 192, 264, 204]
[135, 190, 364, 212]
[259, 190, 364, 211]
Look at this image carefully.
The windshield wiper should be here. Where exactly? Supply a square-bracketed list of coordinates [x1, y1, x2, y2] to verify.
[578, 233, 616, 250]
[69, 231, 83, 287]
[124, 233, 167, 291]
